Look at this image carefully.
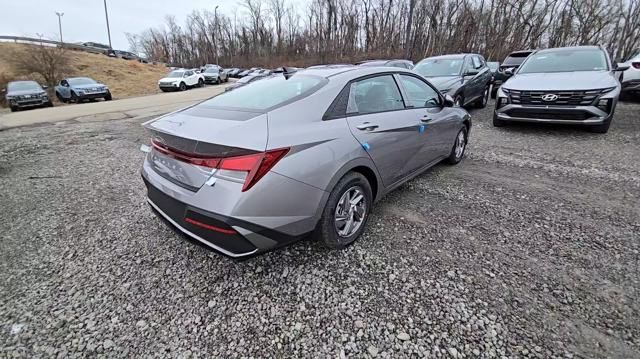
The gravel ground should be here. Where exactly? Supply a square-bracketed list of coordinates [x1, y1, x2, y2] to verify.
[1, 100, 639, 358]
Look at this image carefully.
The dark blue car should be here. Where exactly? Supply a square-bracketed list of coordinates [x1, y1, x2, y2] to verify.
[54, 77, 112, 103]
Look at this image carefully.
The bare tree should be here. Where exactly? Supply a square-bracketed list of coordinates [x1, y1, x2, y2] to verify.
[11, 44, 70, 87]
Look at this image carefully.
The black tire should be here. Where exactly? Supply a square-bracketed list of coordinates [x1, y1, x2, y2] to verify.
[198, 79, 204, 88]
[587, 118, 612, 134]
[474, 86, 489, 108]
[490, 87, 498, 99]
[179, 82, 187, 91]
[105, 92, 112, 101]
[10, 106, 18, 112]
[492, 113, 507, 127]
[160, 89, 168, 93]
[70, 91, 79, 103]
[47, 101, 53, 107]
[445, 127, 468, 165]
[316, 172, 373, 249]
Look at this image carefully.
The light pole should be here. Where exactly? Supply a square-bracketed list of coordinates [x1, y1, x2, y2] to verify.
[214, 5, 219, 65]
[55, 12, 64, 45]
[103, 0, 113, 49]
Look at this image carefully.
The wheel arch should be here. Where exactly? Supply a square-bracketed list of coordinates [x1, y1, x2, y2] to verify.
[325, 157, 382, 202]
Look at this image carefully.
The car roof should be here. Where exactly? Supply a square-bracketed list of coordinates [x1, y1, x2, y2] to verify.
[535, 45, 602, 54]
[422, 54, 470, 60]
[9, 80, 38, 84]
[298, 66, 415, 81]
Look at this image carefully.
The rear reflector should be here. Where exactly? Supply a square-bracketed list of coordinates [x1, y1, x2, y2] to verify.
[185, 217, 237, 234]
[151, 139, 289, 192]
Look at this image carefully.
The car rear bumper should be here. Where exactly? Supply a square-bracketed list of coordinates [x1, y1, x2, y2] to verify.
[495, 104, 613, 125]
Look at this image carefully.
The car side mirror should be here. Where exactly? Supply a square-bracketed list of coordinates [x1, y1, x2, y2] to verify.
[615, 63, 630, 72]
[41, 85, 48, 90]
[464, 70, 479, 77]
[443, 94, 455, 107]
[504, 68, 514, 76]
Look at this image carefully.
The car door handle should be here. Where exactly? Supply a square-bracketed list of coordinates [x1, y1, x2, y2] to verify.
[420, 116, 432, 123]
[356, 123, 379, 131]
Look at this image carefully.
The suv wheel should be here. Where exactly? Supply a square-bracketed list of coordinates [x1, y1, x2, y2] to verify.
[474, 86, 489, 108]
[492, 113, 507, 127]
[198, 79, 204, 87]
[490, 86, 498, 99]
[454, 95, 464, 108]
[316, 172, 372, 249]
[70, 91, 79, 103]
[445, 127, 468, 164]
[179, 82, 187, 91]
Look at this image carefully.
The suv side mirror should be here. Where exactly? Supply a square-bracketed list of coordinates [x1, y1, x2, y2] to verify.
[443, 94, 455, 107]
[464, 70, 479, 77]
[504, 68, 514, 76]
[615, 63, 630, 72]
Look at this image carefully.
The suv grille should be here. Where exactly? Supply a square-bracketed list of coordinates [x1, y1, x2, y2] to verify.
[505, 108, 591, 121]
[509, 89, 606, 106]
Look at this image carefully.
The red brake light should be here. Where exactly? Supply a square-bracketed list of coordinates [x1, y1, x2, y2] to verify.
[632, 62, 640, 69]
[220, 148, 289, 191]
[151, 140, 220, 168]
[151, 139, 289, 192]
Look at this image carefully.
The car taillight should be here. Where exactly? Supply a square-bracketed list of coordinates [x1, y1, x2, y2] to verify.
[151, 140, 288, 192]
[219, 148, 289, 191]
[632, 62, 640, 69]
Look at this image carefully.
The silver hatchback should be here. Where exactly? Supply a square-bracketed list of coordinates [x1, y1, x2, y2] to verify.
[141, 67, 471, 258]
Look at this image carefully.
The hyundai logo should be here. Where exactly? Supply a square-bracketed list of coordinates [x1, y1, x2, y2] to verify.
[541, 94, 558, 101]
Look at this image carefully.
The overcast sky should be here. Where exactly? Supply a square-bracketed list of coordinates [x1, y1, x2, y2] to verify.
[0, 0, 253, 51]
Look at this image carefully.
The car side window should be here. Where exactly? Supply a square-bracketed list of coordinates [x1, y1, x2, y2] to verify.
[472, 56, 482, 69]
[185, 71, 193, 77]
[463, 57, 474, 73]
[61, 80, 68, 87]
[346, 75, 405, 115]
[398, 75, 441, 108]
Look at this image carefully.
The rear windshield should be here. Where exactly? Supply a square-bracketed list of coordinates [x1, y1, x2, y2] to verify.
[201, 74, 326, 111]
[518, 49, 608, 73]
[204, 68, 219, 73]
[502, 53, 531, 66]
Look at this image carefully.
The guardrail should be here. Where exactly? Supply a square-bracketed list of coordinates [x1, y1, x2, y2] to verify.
[0, 35, 110, 54]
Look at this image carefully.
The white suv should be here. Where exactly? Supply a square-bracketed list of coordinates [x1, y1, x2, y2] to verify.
[158, 70, 204, 92]
[620, 48, 640, 99]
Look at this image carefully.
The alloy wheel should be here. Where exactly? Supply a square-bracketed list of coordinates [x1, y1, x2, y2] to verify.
[455, 131, 466, 159]
[334, 186, 367, 238]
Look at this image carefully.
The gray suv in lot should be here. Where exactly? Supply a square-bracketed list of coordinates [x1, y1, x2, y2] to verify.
[494, 46, 629, 133]
[3, 81, 53, 112]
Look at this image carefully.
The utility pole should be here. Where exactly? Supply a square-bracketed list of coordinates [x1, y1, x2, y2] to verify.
[103, 0, 113, 49]
[214, 5, 219, 65]
[55, 12, 64, 45]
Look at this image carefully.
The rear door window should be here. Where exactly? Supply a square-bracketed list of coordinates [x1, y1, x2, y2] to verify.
[347, 75, 405, 114]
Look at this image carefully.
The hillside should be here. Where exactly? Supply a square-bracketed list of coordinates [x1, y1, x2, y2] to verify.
[0, 42, 170, 103]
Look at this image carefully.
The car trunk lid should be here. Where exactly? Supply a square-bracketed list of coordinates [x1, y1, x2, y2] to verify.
[144, 106, 268, 191]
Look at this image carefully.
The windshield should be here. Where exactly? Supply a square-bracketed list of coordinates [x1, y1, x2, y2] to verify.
[8, 81, 41, 91]
[68, 78, 97, 86]
[414, 58, 463, 77]
[518, 49, 608, 74]
[204, 68, 219, 74]
[166, 71, 184, 78]
[201, 74, 325, 111]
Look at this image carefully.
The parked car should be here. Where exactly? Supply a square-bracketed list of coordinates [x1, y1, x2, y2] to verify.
[491, 50, 533, 98]
[55, 77, 112, 103]
[107, 49, 139, 61]
[224, 74, 266, 91]
[413, 53, 492, 108]
[140, 66, 470, 258]
[3, 80, 52, 112]
[200, 64, 220, 72]
[238, 68, 259, 77]
[619, 48, 640, 100]
[158, 70, 205, 91]
[356, 59, 414, 69]
[493, 45, 628, 133]
[202, 67, 229, 84]
[81, 42, 110, 55]
[228, 68, 242, 77]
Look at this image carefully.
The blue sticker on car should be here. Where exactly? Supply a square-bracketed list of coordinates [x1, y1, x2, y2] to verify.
[362, 143, 370, 151]
[419, 124, 426, 133]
